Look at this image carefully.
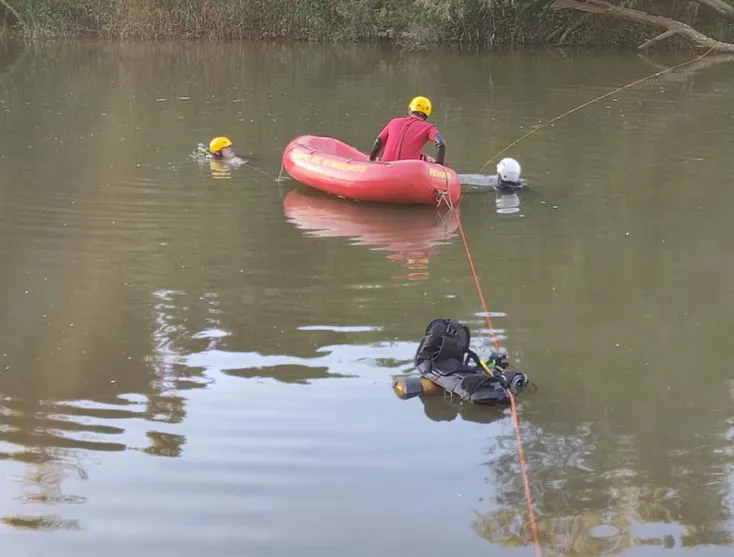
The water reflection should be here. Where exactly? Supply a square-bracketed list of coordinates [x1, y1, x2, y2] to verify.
[283, 189, 460, 281]
[473, 503, 727, 556]
[494, 191, 521, 215]
[2, 514, 83, 531]
[143, 431, 186, 458]
[178, 337, 417, 384]
[2, 40, 734, 555]
[419, 395, 507, 424]
[0, 286, 227, 530]
[0, 438, 92, 531]
[0, 39, 22, 82]
[471, 413, 734, 556]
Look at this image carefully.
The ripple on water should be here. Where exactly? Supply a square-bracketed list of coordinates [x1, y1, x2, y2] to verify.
[0, 176, 209, 262]
[298, 325, 383, 333]
[2, 369, 497, 556]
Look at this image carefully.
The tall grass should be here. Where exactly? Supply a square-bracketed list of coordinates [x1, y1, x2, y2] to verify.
[1, 0, 732, 47]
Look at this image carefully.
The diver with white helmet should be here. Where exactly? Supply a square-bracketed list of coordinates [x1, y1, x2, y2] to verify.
[457, 157, 526, 191]
[455, 157, 525, 214]
[495, 157, 524, 191]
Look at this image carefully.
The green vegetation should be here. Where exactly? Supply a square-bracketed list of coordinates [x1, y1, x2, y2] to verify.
[0, 0, 733, 48]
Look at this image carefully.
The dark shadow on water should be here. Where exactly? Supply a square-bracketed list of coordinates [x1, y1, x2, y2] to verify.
[222, 364, 355, 385]
[1, 515, 82, 532]
[0, 451, 53, 465]
[142, 431, 187, 458]
[419, 395, 507, 424]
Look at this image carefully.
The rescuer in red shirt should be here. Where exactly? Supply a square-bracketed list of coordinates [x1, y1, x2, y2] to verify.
[368, 96, 446, 165]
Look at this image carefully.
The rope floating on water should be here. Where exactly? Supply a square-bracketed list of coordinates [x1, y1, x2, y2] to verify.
[456, 216, 543, 556]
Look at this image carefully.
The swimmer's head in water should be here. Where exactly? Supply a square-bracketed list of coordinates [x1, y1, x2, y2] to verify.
[496, 157, 522, 187]
[209, 136, 234, 159]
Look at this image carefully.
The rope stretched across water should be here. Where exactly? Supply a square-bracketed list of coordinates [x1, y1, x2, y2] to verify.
[457, 45, 719, 556]
[453, 47, 717, 555]
[478, 45, 717, 173]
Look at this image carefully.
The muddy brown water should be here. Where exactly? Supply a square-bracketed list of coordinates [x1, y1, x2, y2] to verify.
[1, 41, 734, 557]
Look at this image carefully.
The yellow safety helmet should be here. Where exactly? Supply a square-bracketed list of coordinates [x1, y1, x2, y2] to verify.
[209, 136, 233, 154]
[408, 96, 432, 118]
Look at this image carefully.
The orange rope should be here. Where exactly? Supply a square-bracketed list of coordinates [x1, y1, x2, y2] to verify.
[456, 219, 501, 353]
[508, 389, 542, 557]
[478, 45, 716, 173]
[461, 41, 716, 557]
[456, 215, 542, 556]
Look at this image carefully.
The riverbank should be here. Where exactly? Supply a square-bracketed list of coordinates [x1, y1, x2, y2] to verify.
[0, 0, 732, 50]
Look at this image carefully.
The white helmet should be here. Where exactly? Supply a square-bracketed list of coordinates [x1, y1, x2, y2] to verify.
[497, 158, 521, 183]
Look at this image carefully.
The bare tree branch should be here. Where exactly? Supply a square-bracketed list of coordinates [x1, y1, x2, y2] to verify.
[0, 0, 24, 29]
[638, 29, 677, 49]
[553, 0, 734, 52]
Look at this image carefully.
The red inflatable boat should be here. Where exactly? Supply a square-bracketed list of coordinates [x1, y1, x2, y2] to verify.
[282, 135, 461, 206]
[283, 189, 460, 280]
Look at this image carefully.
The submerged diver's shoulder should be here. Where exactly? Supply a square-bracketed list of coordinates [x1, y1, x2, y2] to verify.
[496, 178, 528, 192]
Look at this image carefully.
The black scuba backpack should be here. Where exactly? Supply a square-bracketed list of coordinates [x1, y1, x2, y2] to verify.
[412, 318, 530, 404]
[414, 318, 482, 375]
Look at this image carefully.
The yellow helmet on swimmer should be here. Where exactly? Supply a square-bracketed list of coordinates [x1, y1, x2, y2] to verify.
[409, 96, 432, 118]
[209, 136, 233, 154]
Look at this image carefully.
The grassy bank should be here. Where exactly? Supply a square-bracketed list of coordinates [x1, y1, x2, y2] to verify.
[1, 0, 732, 48]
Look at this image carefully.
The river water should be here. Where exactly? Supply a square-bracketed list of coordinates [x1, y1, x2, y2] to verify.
[1, 40, 734, 557]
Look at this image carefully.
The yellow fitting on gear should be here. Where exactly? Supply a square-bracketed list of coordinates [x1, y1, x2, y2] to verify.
[419, 377, 442, 395]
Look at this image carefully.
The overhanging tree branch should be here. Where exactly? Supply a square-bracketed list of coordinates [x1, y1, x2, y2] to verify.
[553, 0, 734, 51]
